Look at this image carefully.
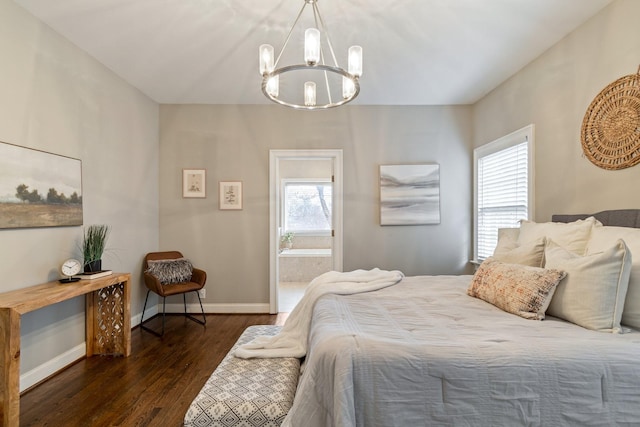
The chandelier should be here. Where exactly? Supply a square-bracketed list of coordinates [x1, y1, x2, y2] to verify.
[259, 0, 363, 110]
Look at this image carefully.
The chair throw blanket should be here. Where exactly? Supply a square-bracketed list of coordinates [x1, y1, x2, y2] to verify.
[234, 268, 404, 359]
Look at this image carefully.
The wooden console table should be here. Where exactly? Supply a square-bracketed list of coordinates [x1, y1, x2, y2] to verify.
[0, 272, 131, 427]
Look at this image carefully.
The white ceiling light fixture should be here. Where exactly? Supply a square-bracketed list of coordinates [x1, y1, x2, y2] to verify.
[259, 0, 363, 110]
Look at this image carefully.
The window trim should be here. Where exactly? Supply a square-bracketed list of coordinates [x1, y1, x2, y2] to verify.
[281, 178, 333, 236]
[473, 124, 535, 261]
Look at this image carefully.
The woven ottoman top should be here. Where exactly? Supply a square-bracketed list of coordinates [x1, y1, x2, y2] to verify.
[184, 325, 300, 427]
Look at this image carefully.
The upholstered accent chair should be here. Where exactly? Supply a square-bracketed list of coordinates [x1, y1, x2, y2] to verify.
[141, 251, 206, 336]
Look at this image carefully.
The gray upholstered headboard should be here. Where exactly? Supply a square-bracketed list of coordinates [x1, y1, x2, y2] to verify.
[552, 209, 640, 228]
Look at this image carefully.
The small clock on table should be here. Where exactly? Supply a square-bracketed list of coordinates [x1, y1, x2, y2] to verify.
[59, 258, 82, 283]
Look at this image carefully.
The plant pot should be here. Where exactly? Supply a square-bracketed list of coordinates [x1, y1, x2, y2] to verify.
[84, 260, 102, 273]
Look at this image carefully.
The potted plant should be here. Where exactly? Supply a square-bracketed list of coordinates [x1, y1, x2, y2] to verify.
[83, 224, 110, 272]
[280, 231, 295, 250]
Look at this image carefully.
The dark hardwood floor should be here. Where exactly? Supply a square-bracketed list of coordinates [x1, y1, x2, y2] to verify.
[20, 313, 287, 427]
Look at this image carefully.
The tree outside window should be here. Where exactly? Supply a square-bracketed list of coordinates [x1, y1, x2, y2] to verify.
[284, 182, 332, 233]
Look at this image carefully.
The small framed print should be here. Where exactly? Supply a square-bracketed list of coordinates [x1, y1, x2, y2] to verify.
[183, 169, 206, 198]
[219, 181, 242, 210]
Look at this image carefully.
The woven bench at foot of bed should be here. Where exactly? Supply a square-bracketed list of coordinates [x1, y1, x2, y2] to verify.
[184, 325, 300, 427]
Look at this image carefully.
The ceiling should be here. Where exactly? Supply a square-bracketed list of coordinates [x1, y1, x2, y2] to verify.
[14, 0, 612, 106]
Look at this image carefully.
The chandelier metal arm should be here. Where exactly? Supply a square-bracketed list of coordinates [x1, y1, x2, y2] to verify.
[273, 2, 307, 68]
[312, 1, 338, 104]
[312, 1, 339, 68]
[322, 63, 333, 105]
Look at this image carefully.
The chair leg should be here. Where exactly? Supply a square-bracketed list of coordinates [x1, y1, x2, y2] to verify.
[161, 297, 167, 335]
[140, 289, 150, 324]
[140, 290, 166, 337]
[184, 291, 206, 326]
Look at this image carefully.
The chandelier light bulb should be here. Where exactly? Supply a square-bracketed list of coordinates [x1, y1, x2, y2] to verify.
[266, 75, 279, 97]
[304, 28, 321, 65]
[348, 46, 363, 77]
[342, 77, 355, 99]
[304, 82, 317, 106]
[259, 44, 274, 75]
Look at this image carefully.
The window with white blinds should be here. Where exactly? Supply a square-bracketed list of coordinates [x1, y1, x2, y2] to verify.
[474, 125, 534, 261]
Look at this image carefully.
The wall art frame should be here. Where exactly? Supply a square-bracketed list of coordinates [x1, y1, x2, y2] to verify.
[0, 141, 83, 229]
[219, 181, 243, 210]
[379, 164, 440, 226]
[183, 169, 206, 198]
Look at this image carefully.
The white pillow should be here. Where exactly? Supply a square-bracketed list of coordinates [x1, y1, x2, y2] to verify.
[497, 228, 520, 246]
[587, 225, 640, 329]
[518, 217, 597, 255]
[493, 237, 546, 267]
[545, 239, 632, 333]
[492, 228, 519, 253]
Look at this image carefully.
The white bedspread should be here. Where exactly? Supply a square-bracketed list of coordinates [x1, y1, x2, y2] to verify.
[283, 275, 640, 427]
[235, 268, 404, 359]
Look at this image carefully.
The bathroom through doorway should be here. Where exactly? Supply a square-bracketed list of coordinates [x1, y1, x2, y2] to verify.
[269, 150, 343, 313]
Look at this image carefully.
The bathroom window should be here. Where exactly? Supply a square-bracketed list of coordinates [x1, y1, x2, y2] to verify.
[283, 181, 332, 234]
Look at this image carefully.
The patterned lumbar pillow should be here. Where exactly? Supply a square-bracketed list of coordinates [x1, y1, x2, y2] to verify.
[146, 258, 193, 285]
[468, 258, 566, 320]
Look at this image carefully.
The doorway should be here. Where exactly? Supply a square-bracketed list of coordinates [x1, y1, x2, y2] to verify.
[269, 150, 343, 313]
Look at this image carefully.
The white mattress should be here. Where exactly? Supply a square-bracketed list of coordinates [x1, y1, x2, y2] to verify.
[283, 275, 640, 426]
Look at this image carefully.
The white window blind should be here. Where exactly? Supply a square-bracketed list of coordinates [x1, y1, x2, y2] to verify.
[474, 125, 534, 261]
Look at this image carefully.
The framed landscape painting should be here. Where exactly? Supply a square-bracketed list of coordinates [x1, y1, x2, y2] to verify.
[380, 164, 440, 225]
[0, 141, 83, 229]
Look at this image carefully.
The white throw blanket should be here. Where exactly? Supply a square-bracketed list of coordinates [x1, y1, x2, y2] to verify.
[234, 268, 404, 359]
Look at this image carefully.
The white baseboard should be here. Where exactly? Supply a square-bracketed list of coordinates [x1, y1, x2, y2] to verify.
[164, 302, 270, 313]
[20, 343, 86, 392]
[135, 305, 159, 327]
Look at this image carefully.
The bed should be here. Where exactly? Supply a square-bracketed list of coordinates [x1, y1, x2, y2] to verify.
[187, 209, 640, 426]
[281, 210, 640, 426]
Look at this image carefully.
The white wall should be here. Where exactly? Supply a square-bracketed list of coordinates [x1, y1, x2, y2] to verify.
[473, 0, 640, 221]
[160, 105, 474, 309]
[0, 0, 159, 389]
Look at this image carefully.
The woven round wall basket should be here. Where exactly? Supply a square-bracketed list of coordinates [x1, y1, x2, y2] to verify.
[581, 66, 640, 170]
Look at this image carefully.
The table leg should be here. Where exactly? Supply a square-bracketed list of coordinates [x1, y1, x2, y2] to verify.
[86, 280, 131, 357]
[0, 308, 21, 427]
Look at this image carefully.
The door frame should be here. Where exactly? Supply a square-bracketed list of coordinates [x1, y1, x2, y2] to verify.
[269, 149, 343, 313]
